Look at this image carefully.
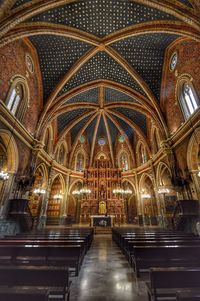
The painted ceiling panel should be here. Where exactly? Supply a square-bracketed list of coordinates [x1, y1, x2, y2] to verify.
[105, 87, 138, 103]
[29, 0, 177, 38]
[97, 116, 107, 140]
[112, 33, 179, 101]
[178, 0, 193, 7]
[86, 116, 98, 146]
[57, 108, 91, 134]
[113, 107, 147, 136]
[59, 52, 145, 96]
[70, 115, 92, 145]
[12, 0, 31, 9]
[106, 117, 119, 147]
[113, 115, 135, 143]
[29, 35, 92, 101]
[65, 88, 99, 105]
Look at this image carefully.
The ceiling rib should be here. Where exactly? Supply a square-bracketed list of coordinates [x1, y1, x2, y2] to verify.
[107, 109, 151, 154]
[89, 113, 101, 166]
[102, 112, 115, 167]
[69, 112, 99, 167]
[57, 110, 97, 142]
[37, 47, 99, 134]
[105, 111, 135, 166]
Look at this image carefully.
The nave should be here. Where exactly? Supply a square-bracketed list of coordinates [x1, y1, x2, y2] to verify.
[70, 234, 146, 301]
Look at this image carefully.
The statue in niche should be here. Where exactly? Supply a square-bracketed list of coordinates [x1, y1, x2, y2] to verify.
[99, 201, 107, 215]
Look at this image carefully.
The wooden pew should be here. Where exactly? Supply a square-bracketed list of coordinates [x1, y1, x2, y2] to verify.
[131, 245, 200, 277]
[0, 244, 82, 276]
[176, 291, 200, 301]
[146, 267, 200, 301]
[0, 289, 49, 301]
[0, 265, 70, 301]
[124, 239, 200, 263]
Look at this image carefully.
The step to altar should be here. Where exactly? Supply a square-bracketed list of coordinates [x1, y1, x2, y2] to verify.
[94, 227, 112, 234]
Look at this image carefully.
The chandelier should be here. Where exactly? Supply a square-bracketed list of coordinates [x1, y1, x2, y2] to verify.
[0, 170, 9, 181]
[141, 193, 151, 199]
[80, 187, 91, 194]
[72, 185, 91, 196]
[113, 187, 132, 195]
[158, 188, 170, 194]
[53, 193, 63, 200]
[33, 188, 46, 195]
[72, 189, 81, 195]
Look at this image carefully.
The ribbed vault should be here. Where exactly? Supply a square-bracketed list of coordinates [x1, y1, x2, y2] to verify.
[1, 0, 199, 166]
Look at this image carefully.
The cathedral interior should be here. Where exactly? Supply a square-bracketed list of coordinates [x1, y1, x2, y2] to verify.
[0, 0, 200, 229]
[0, 1, 200, 299]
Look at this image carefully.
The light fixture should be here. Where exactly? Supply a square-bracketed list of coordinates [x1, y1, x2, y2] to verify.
[80, 187, 91, 194]
[141, 193, 151, 199]
[72, 189, 81, 195]
[33, 188, 46, 195]
[158, 188, 170, 194]
[53, 193, 63, 200]
[113, 187, 132, 194]
[0, 170, 9, 181]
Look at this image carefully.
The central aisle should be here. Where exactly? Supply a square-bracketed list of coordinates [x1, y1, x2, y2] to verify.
[70, 234, 147, 301]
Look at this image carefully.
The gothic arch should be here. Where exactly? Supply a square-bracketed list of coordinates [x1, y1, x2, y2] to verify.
[187, 127, 200, 199]
[43, 125, 54, 155]
[5, 75, 30, 121]
[139, 172, 158, 225]
[136, 140, 149, 166]
[122, 179, 137, 223]
[118, 149, 130, 171]
[55, 140, 68, 166]
[187, 127, 200, 172]
[74, 148, 87, 171]
[156, 162, 172, 188]
[151, 125, 161, 154]
[0, 129, 19, 174]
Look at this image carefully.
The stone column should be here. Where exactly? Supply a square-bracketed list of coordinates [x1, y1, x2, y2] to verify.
[60, 173, 70, 225]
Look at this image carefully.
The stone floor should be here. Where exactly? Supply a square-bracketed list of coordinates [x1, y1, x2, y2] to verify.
[70, 234, 148, 301]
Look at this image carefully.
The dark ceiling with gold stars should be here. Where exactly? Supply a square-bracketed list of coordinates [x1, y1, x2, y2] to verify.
[5, 0, 199, 159]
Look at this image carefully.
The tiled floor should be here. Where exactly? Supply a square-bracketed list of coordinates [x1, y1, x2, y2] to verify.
[70, 234, 148, 301]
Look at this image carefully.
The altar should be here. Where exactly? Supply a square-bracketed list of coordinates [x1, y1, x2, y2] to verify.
[90, 215, 115, 227]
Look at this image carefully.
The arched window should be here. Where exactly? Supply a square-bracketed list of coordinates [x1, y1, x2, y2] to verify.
[76, 152, 85, 171]
[120, 152, 129, 171]
[179, 81, 199, 119]
[6, 76, 29, 121]
[140, 145, 147, 164]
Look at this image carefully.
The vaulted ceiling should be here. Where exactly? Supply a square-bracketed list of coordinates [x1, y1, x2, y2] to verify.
[3, 0, 200, 160]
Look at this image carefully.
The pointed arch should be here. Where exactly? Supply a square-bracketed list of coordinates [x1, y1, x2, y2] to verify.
[5, 75, 30, 122]
[118, 149, 130, 171]
[151, 125, 161, 154]
[43, 124, 54, 155]
[136, 140, 149, 166]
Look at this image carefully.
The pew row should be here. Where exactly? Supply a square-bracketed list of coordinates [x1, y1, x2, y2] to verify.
[0, 265, 70, 301]
[146, 267, 200, 301]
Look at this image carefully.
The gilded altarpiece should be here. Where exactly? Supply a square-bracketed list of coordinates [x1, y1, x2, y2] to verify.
[80, 159, 125, 223]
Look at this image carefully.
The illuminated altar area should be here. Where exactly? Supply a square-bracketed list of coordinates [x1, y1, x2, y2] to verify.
[90, 215, 115, 227]
[79, 157, 126, 224]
